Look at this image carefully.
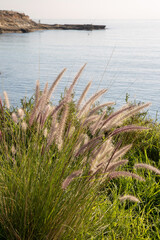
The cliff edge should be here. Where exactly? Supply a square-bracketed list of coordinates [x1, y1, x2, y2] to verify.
[0, 10, 39, 33]
[0, 10, 106, 33]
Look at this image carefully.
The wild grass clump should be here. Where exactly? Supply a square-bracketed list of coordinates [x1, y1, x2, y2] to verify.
[0, 64, 159, 239]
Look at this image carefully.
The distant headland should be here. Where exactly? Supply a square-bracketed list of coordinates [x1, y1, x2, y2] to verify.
[0, 10, 106, 33]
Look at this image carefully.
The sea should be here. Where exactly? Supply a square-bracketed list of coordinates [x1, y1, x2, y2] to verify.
[0, 19, 160, 119]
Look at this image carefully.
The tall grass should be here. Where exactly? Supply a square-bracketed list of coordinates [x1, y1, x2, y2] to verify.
[0, 65, 159, 239]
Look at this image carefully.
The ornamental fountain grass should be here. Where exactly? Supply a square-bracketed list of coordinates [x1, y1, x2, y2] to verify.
[0, 64, 159, 239]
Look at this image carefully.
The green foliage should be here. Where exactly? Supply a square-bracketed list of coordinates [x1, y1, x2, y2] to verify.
[0, 70, 160, 239]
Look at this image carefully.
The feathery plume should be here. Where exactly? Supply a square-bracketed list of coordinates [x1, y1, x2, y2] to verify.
[119, 195, 140, 203]
[40, 105, 51, 128]
[109, 144, 132, 163]
[110, 125, 149, 137]
[77, 81, 92, 109]
[75, 136, 102, 157]
[118, 102, 151, 123]
[101, 103, 151, 131]
[134, 163, 160, 175]
[83, 134, 89, 145]
[11, 145, 16, 155]
[38, 82, 48, 114]
[21, 121, 27, 131]
[56, 102, 69, 150]
[89, 102, 115, 116]
[46, 121, 59, 149]
[78, 89, 107, 118]
[73, 133, 90, 155]
[29, 83, 48, 126]
[43, 82, 48, 95]
[46, 103, 63, 149]
[35, 80, 40, 106]
[18, 108, 25, 119]
[62, 170, 82, 190]
[67, 64, 86, 97]
[106, 160, 129, 172]
[43, 128, 48, 138]
[90, 141, 114, 172]
[91, 139, 113, 160]
[29, 98, 42, 126]
[101, 104, 134, 130]
[47, 68, 66, 101]
[3, 91, 10, 109]
[107, 171, 145, 181]
[83, 115, 99, 126]
[68, 126, 75, 138]
[91, 144, 104, 160]
[12, 112, 18, 124]
[91, 111, 106, 135]
[104, 140, 123, 172]
[50, 100, 65, 117]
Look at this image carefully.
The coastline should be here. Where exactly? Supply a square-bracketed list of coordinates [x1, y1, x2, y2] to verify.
[0, 10, 106, 33]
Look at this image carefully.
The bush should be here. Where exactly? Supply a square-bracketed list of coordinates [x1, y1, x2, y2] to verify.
[0, 65, 159, 239]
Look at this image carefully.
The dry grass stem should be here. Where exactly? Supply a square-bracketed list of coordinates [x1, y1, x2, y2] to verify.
[91, 111, 106, 135]
[90, 141, 114, 172]
[29, 82, 49, 126]
[68, 126, 75, 138]
[62, 170, 82, 189]
[118, 103, 151, 122]
[56, 103, 69, 150]
[89, 102, 115, 116]
[110, 144, 132, 163]
[40, 105, 51, 128]
[46, 118, 58, 149]
[50, 100, 65, 117]
[78, 89, 107, 118]
[43, 128, 48, 138]
[21, 121, 27, 131]
[35, 80, 40, 106]
[47, 68, 66, 101]
[18, 108, 25, 119]
[75, 136, 102, 157]
[29, 95, 45, 126]
[11, 145, 16, 155]
[134, 163, 160, 175]
[38, 82, 48, 113]
[67, 64, 86, 96]
[107, 171, 145, 181]
[11, 113, 18, 124]
[77, 81, 92, 109]
[83, 115, 99, 126]
[110, 125, 149, 137]
[3, 91, 10, 109]
[101, 104, 134, 130]
[119, 195, 140, 203]
[106, 160, 129, 172]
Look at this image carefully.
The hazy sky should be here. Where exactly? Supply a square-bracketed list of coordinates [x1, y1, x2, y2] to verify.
[1, 0, 160, 19]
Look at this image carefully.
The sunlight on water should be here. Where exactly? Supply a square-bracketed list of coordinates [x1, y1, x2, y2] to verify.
[0, 19, 160, 118]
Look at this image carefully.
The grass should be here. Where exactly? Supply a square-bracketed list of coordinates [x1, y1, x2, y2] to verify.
[0, 65, 159, 239]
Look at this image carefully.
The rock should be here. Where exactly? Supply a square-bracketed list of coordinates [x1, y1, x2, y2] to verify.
[0, 10, 106, 33]
[0, 10, 38, 33]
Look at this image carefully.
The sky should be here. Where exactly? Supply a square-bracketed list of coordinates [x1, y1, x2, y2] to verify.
[1, 0, 160, 19]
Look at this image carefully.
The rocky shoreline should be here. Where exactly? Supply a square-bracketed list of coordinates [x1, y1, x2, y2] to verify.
[0, 10, 106, 33]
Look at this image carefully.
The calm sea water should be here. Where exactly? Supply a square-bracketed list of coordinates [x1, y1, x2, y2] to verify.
[0, 19, 160, 118]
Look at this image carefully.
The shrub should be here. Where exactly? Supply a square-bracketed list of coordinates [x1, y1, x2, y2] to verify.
[0, 65, 159, 239]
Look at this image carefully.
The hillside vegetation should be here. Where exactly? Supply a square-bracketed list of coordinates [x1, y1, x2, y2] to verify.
[0, 65, 159, 239]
